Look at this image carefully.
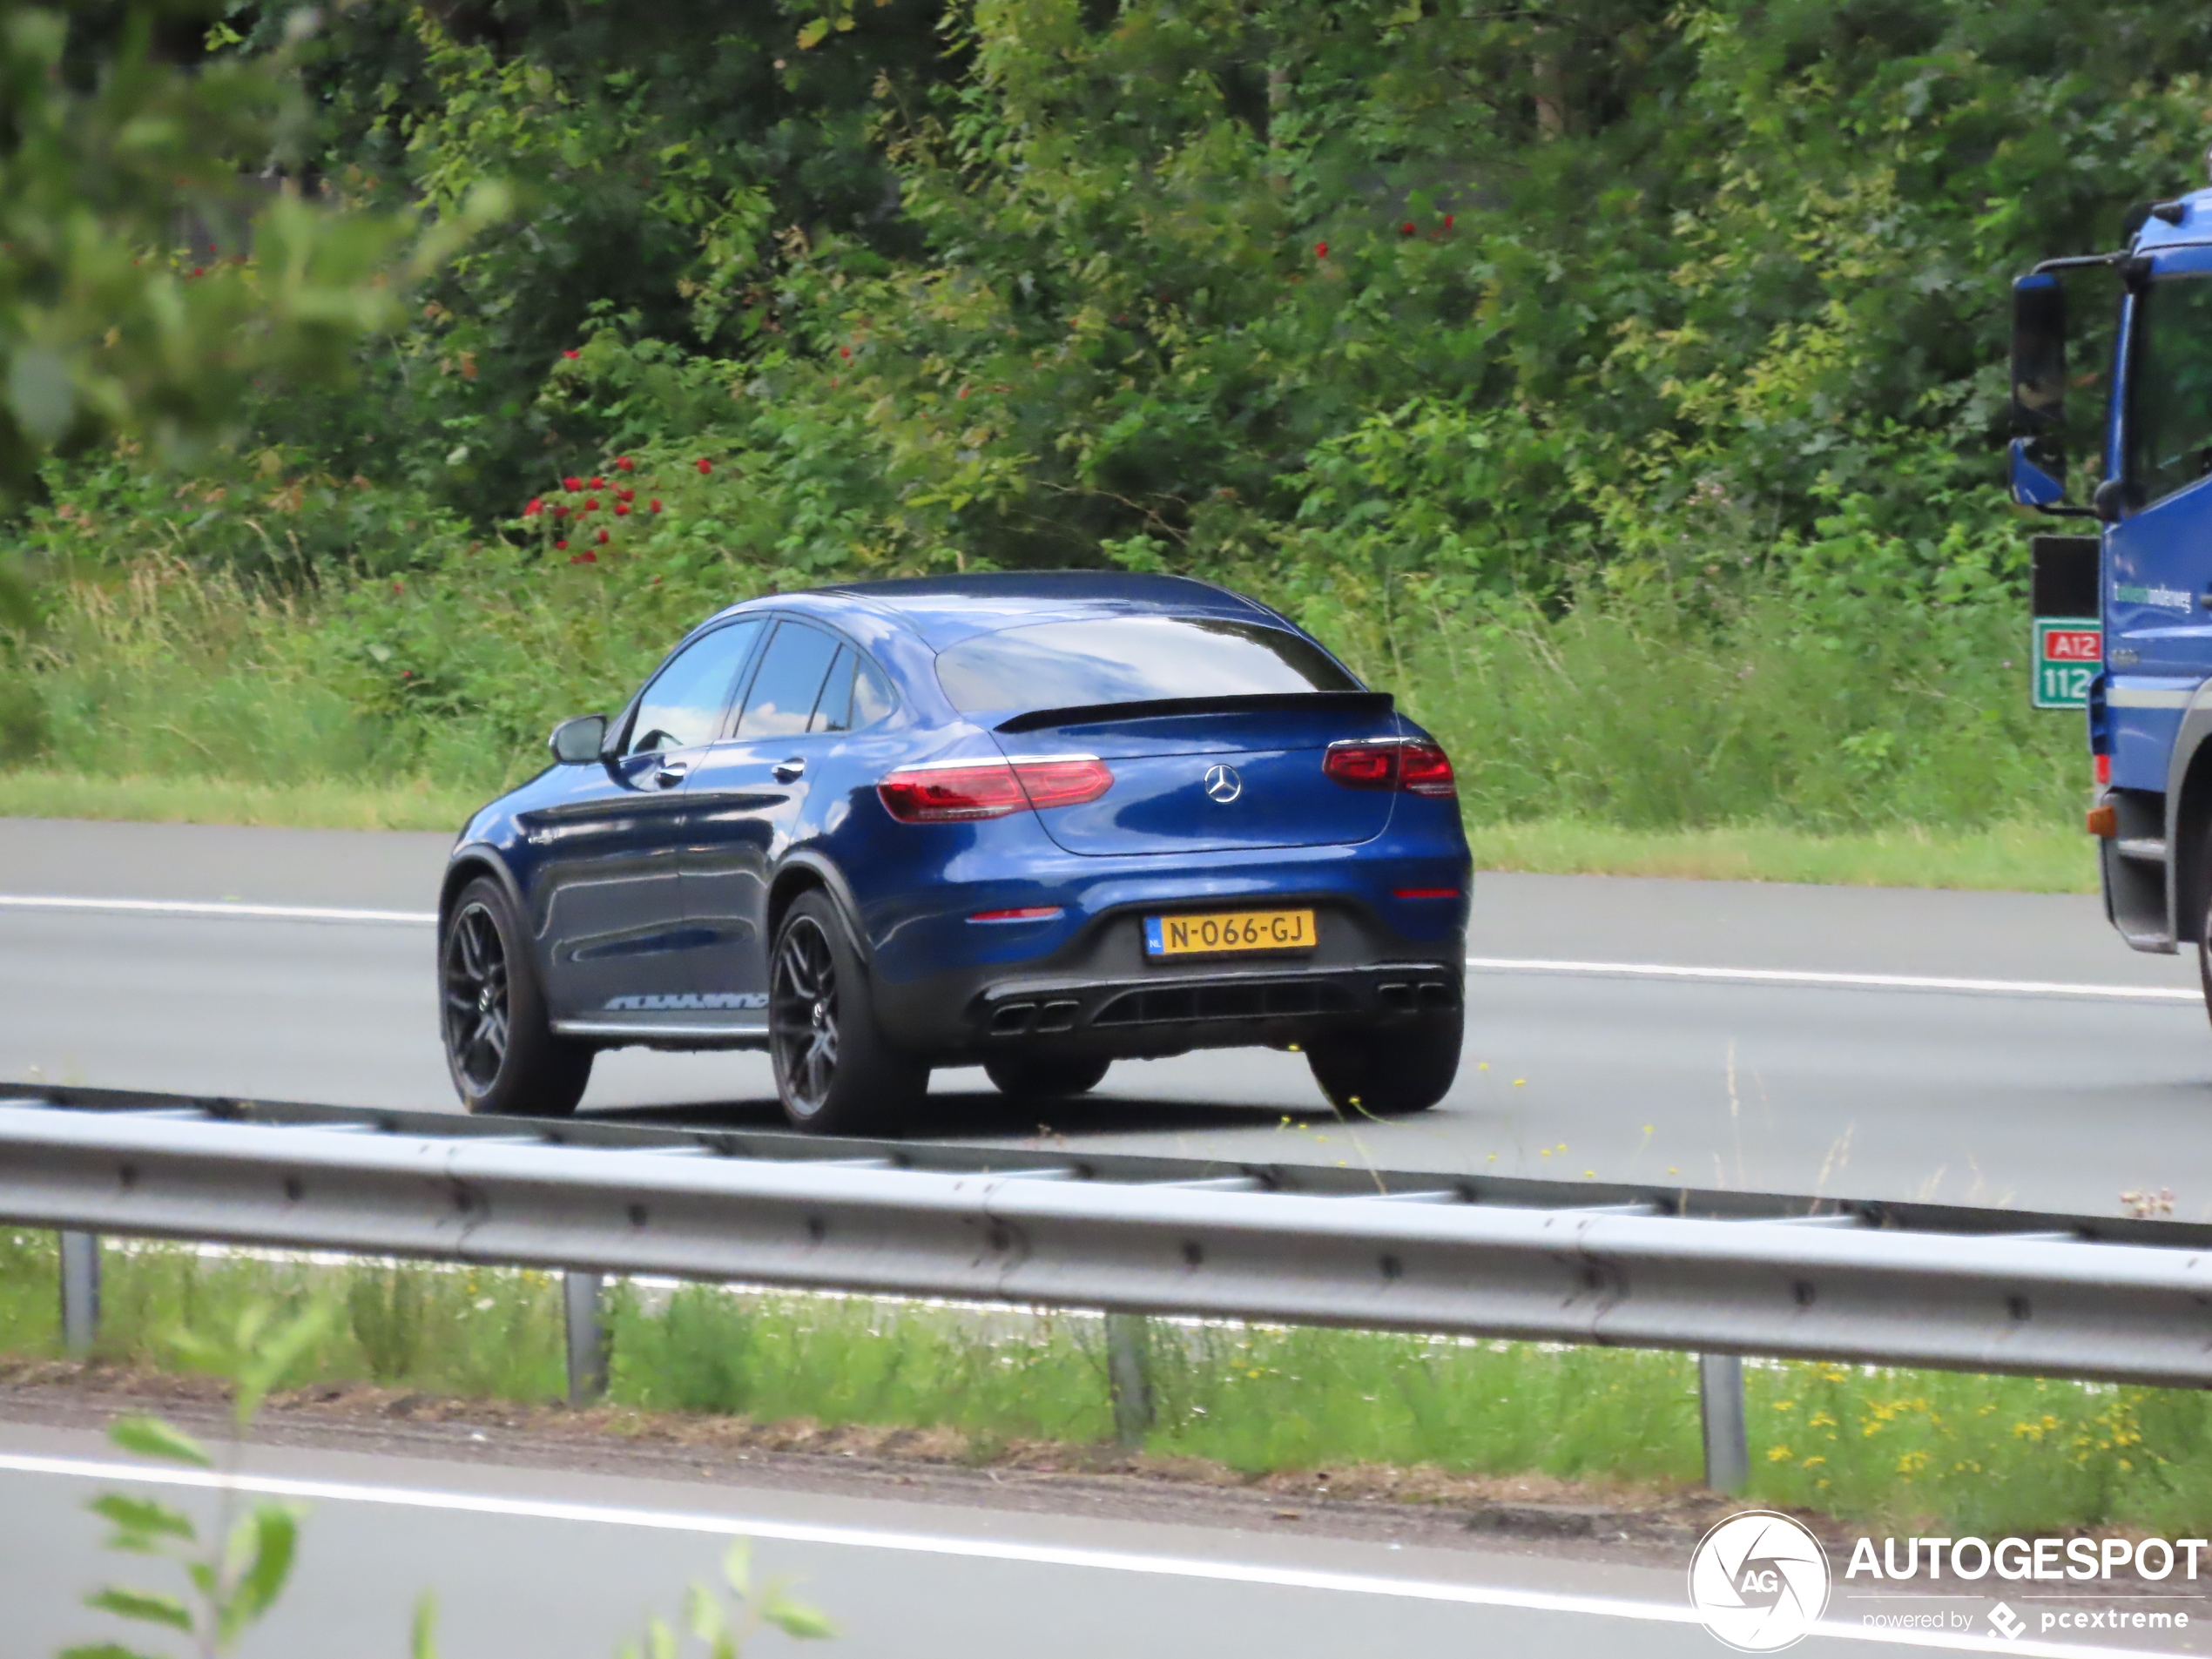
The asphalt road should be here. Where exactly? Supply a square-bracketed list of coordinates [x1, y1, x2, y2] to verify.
[0, 1420, 2177, 1659]
[3, 817, 2208, 1219]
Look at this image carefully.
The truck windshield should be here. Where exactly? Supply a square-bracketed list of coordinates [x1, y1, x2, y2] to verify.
[934, 616, 1359, 714]
[2130, 275, 2212, 505]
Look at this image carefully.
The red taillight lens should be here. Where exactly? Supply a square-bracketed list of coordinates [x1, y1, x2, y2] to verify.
[878, 764, 1028, 822]
[1322, 743, 1399, 789]
[1010, 757, 1115, 809]
[878, 758, 1112, 823]
[1323, 739, 1455, 799]
[2094, 753, 2112, 786]
[1398, 741, 1456, 798]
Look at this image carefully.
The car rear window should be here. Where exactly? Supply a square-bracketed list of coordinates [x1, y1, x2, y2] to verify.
[934, 616, 1359, 714]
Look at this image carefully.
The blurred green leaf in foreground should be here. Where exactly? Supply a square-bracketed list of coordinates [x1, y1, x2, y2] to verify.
[0, 0, 507, 617]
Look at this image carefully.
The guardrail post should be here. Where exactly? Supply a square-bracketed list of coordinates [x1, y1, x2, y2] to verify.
[1699, 1352, 1749, 1493]
[58, 1231, 100, 1358]
[1104, 1312, 1155, 1448]
[563, 1271, 608, 1405]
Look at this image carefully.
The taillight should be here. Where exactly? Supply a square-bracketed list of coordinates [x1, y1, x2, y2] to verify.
[878, 757, 1112, 823]
[1397, 742, 1456, 798]
[2094, 753, 2112, 786]
[1009, 757, 1116, 809]
[1323, 739, 1456, 799]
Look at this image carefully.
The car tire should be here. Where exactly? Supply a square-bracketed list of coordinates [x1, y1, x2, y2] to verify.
[983, 1055, 1112, 1099]
[441, 876, 593, 1117]
[1305, 1008, 1462, 1116]
[770, 889, 928, 1134]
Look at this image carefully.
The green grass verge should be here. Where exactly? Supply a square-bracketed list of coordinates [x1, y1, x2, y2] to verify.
[0, 770, 2096, 892]
[3, 1234, 2202, 1535]
[1467, 816, 2097, 894]
[0, 769, 475, 832]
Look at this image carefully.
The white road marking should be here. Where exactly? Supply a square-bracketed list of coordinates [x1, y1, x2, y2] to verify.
[1467, 956, 2198, 1005]
[0, 1453, 2146, 1656]
[0, 894, 435, 926]
[0, 894, 2195, 1007]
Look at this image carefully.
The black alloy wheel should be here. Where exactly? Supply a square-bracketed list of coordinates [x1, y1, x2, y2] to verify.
[771, 914, 841, 1117]
[439, 876, 592, 1117]
[768, 889, 927, 1133]
[442, 900, 510, 1096]
[1305, 1006, 1463, 1116]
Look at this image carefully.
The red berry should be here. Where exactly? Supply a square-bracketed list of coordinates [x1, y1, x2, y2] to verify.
[1401, 222, 1415, 236]
[1443, 213, 1454, 230]
[615, 455, 634, 471]
[391, 581, 403, 594]
[649, 499, 662, 513]
[1314, 241, 1327, 259]
[555, 539, 568, 550]
[840, 347, 852, 359]
[957, 386, 969, 400]
[617, 487, 634, 502]
[584, 497, 599, 510]
[595, 528, 609, 544]
[570, 551, 597, 564]
[563, 349, 580, 359]
[401, 670, 413, 679]
[523, 498, 543, 516]
[589, 475, 605, 488]
[563, 475, 582, 491]
[554, 505, 569, 518]
[697, 457, 712, 475]
[615, 502, 631, 516]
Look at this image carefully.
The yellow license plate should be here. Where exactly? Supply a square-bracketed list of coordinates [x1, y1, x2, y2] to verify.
[1143, 908, 1316, 957]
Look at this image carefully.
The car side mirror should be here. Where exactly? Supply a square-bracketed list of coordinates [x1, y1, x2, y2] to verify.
[548, 713, 610, 765]
[2011, 271, 2068, 494]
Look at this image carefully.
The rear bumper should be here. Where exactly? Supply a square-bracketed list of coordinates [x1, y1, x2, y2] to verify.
[873, 894, 1465, 1062]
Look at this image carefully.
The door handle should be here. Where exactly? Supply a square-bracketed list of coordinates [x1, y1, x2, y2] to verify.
[653, 759, 690, 788]
[772, 757, 806, 784]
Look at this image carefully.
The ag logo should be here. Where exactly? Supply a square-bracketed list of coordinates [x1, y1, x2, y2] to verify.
[1688, 1510, 1831, 1652]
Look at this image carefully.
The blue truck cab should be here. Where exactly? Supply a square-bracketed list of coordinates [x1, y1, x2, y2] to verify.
[2010, 176, 2212, 974]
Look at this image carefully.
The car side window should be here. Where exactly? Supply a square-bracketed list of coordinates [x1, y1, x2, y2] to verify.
[807, 645, 900, 733]
[624, 619, 763, 759]
[734, 621, 843, 738]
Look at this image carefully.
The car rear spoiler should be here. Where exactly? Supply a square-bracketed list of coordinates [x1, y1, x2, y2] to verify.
[994, 689, 1394, 734]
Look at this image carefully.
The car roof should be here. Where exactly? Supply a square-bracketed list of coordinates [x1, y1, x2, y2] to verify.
[803, 570, 1278, 651]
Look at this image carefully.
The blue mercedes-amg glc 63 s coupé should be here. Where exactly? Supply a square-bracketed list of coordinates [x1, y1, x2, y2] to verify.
[436, 571, 1472, 1131]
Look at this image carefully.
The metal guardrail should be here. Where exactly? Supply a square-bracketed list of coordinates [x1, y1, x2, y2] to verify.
[3, 1084, 2209, 1489]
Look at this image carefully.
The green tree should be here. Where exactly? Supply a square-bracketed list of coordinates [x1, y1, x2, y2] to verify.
[0, 0, 507, 576]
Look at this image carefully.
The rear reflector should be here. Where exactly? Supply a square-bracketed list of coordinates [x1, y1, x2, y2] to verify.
[969, 906, 1065, 922]
[879, 757, 1112, 823]
[2095, 753, 2111, 786]
[1323, 739, 1457, 799]
[1393, 887, 1462, 900]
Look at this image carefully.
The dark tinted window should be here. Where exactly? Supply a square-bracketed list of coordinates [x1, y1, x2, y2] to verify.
[625, 620, 763, 757]
[934, 616, 1358, 714]
[2131, 276, 2212, 504]
[807, 647, 899, 733]
[735, 621, 842, 738]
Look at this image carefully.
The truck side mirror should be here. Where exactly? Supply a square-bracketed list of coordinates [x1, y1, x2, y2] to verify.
[548, 713, 610, 765]
[2010, 272, 2068, 498]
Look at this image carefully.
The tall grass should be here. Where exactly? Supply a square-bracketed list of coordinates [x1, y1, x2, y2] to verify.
[6, 1238, 2212, 1535]
[3, 545, 2089, 852]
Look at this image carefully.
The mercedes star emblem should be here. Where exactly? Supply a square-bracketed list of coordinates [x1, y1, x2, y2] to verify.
[1204, 764, 1243, 804]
